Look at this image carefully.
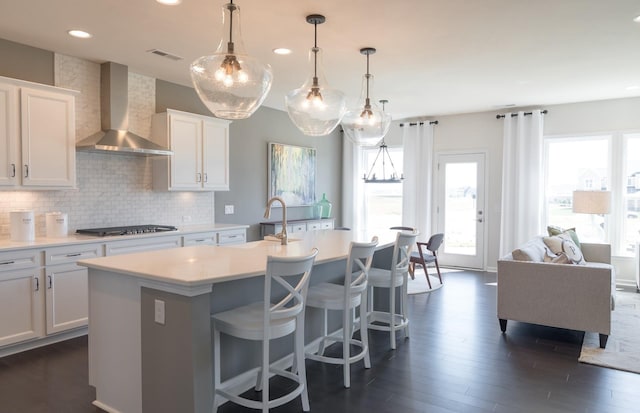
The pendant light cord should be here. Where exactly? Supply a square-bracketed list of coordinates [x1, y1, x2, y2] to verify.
[365, 52, 370, 101]
[313, 21, 318, 82]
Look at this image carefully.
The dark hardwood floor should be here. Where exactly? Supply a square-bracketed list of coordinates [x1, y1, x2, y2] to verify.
[2, 270, 640, 413]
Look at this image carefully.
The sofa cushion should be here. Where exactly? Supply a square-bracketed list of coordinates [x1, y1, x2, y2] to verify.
[511, 237, 547, 261]
[547, 225, 581, 247]
[543, 233, 586, 265]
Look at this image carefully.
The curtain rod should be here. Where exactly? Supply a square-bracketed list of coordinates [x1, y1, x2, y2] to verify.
[496, 109, 548, 119]
[399, 120, 439, 127]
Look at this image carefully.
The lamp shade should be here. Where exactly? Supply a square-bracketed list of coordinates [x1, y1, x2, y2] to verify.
[572, 190, 611, 214]
[190, 1, 272, 120]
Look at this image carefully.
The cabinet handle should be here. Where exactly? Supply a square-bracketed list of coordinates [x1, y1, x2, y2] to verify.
[203, 173, 208, 183]
[66, 253, 82, 257]
[196, 173, 202, 182]
[47, 275, 53, 289]
[194, 239, 205, 243]
[34, 277, 39, 291]
[24, 164, 29, 178]
[10, 163, 15, 178]
[0, 260, 15, 265]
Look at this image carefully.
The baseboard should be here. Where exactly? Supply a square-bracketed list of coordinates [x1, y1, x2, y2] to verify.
[0, 327, 87, 358]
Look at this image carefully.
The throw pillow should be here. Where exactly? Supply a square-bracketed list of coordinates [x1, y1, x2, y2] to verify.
[511, 237, 546, 261]
[547, 225, 581, 247]
[543, 233, 585, 265]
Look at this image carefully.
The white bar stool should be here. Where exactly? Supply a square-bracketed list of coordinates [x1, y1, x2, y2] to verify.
[305, 237, 378, 388]
[367, 229, 418, 349]
[212, 249, 318, 413]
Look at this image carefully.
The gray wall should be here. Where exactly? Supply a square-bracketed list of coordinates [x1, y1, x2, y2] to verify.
[0, 38, 54, 85]
[156, 80, 344, 241]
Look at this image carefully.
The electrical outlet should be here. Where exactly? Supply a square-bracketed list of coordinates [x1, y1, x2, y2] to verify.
[154, 299, 165, 325]
[224, 205, 234, 215]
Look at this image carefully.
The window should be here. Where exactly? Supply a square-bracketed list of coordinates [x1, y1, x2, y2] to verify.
[362, 146, 403, 234]
[544, 135, 610, 244]
[544, 132, 640, 256]
[623, 134, 640, 254]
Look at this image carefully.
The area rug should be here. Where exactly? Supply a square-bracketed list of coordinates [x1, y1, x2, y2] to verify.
[406, 268, 461, 295]
[579, 290, 640, 374]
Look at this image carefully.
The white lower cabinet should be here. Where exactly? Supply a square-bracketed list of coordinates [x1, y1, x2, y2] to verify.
[43, 243, 103, 334]
[0, 266, 43, 347]
[105, 236, 181, 256]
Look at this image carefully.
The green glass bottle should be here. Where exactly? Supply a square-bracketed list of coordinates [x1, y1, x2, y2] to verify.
[318, 193, 332, 219]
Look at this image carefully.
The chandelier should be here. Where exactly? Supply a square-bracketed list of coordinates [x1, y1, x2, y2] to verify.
[363, 100, 402, 183]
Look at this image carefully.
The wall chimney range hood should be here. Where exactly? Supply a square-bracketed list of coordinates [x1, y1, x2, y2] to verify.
[76, 62, 172, 156]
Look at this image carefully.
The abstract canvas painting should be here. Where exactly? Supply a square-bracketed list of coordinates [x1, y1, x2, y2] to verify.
[268, 142, 316, 206]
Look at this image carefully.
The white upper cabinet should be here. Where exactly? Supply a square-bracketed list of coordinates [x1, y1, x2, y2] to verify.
[0, 83, 19, 186]
[0, 77, 77, 189]
[152, 109, 231, 191]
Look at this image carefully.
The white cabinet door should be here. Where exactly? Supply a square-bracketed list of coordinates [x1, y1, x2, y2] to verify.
[152, 109, 231, 192]
[45, 264, 88, 334]
[169, 112, 202, 190]
[20, 87, 76, 188]
[0, 268, 43, 347]
[0, 83, 19, 187]
[202, 118, 229, 191]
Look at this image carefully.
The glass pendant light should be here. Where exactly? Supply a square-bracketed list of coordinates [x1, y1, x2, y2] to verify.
[190, 0, 273, 120]
[341, 47, 391, 146]
[285, 14, 346, 136]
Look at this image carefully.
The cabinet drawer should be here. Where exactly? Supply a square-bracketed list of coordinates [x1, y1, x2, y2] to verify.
[320, 221, 334, 229]
[106, 236, 181, 256]
[0, 249, 41, 272]
[307, 221, 322, 231]
[183, 232, 217, 246]
[45, 243, 103, 266]
[217, 230, 246, 245]
[291, 223, 307, 233]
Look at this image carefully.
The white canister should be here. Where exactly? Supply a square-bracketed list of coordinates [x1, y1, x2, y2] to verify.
[10, 210, 35, 242]
[46, 212, 68, 238]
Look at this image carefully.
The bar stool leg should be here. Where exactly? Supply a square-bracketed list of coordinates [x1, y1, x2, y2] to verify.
[343, 308, 351, 388]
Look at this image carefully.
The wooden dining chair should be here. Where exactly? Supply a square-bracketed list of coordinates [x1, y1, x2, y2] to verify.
[409, 233, 444, 289]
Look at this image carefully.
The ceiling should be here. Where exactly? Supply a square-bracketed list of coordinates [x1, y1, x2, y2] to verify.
[2, 0, 640, 120]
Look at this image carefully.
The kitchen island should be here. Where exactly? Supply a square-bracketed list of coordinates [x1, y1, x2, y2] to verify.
[79, 229, 395, 413]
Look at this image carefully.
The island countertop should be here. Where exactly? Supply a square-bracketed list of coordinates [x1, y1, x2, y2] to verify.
[78, 229, 394, 288]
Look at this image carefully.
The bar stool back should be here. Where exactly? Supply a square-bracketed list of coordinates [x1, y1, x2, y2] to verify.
[212, 249, 318, 413]
[367, 229, 418, 349]
[305, 237, 379, 388]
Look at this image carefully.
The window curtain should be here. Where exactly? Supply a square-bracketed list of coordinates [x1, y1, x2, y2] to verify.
[342, 136, 366, 233]
[402, 122, 434, 241]
[499, 110, 544, 257]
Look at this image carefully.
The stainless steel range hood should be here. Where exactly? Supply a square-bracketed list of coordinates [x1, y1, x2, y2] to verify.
[76, 62, 172, 156]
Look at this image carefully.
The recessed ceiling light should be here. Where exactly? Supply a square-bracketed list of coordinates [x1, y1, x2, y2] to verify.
[634, 15, 640, 22]
[156, 0, 182, 5]
[273, 48, 292, 55]
[67, 29, 92, 39]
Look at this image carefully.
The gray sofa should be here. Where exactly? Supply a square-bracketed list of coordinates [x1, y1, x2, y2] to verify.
[497, 240, 615, 348]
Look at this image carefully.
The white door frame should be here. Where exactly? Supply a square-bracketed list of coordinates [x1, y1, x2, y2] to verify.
[434, 151, 488, 270]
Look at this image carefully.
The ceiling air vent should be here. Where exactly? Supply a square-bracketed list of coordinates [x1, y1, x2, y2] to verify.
[147, 49, 183, 61]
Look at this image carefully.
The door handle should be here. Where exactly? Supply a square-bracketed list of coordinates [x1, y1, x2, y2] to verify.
[477, 218, 483, 223]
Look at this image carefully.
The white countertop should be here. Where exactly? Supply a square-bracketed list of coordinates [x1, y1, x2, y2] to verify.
[0, 223, 249, 252]
[78, 230, 395, 287]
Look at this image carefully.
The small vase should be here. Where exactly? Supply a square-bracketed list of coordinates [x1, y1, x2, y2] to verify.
[317, 193, 332, 219]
